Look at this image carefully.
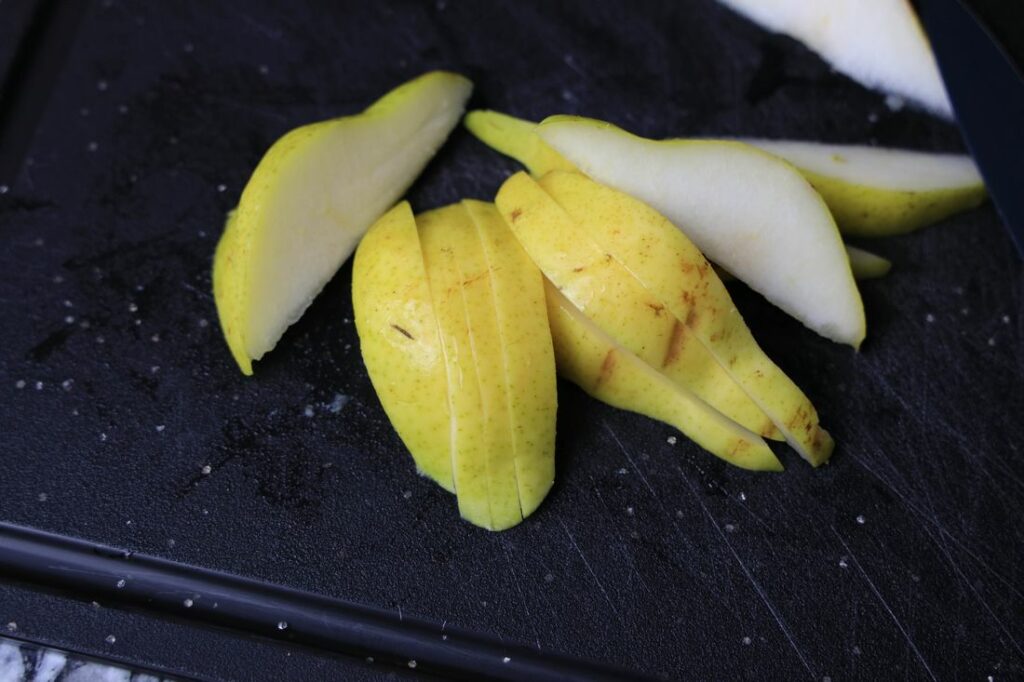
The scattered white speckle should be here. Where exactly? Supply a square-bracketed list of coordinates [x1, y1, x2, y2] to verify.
[954, 286, 964, 295]
[303, 405, 315, 417]
[436, 0, 447, 9]
[87, 141, 99, 152]
[155, 424, 165, 432]
[544, 573, 554, 583]
[402, 490, 412, 499]
[0, 184, 8, 194]
[97, 79, 109, 91]
[408, 660, 417, 669]
[63, 299, 73, 308]
[342, 317, 351, 324]
[79, 107, 90, 117]
[53, 274, 64, 283]
[38, 492, 48, 502]
[134, 319, 142, 326]
[738, 492, 747, 501]
[666, 435, 677, 445]
[116, 579, 126, 588]
[742, 636, 751, 646]
[856, 515, 865, 525]
[34, 237, 45, 246]
[1002, 314, 1011, 324]
[150, 333, 160, 342]
[35, 381, 44, 390]
[150, 365, 160, 373]
[100, 432, 108, 442]
[197, 229, 207, 238]
[258, 64, 270, 75]
[91, 601, 101, 608]
[616, 467, 628, 475]
[626, 506, 634, 515]
[365, 657, 374, 664]
[128, 303, 138, 313]
[64, 315, 75, 324]
[166, 538, 176, 548]
[202, 508, 209, 515]
[911, 573, 920, 582]
[960, 307, 970, 316]
[183, 598, 193, 607]
[277, 621, 288, 630]
[201, 465, 212, 475]
[198, 318, 209, 328]
[61, 379, 73, 390]
[79, 320, 91, 329]
[867, 112, 879, 123]
[15, 380, 25, 389]
[6, 622, 17, 631]
[852, 646, 861, 655]
[183, 42, 194, 53]
[839, 557, 848, 569]
[96, 335, 105, 344]
[105, 634, 116, 644]
[725, 523, 736, 533]
[327, 393, 350, 413]
[925, 313, 935, 323]
[343, 343, 351, 351]
[216, 183, 227, 193]
[126, 520, 133, 526]
[884, 94, 904, 111]
[503, 657, 511, 664]
[675, 510, 684, 519]
[118, 104, 129, 114]
[988, 337, 997, 347]
[823, 676, 832, 682]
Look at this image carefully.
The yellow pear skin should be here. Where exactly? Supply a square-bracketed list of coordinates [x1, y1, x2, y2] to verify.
[845, 245, 891, 279]
[545, 283, 782, 471]
[464, 201, 557, 517]
[214, 71, 472, 375]
[352, 202, 454, 492]
[498, 171, 833, 466]
[464, 110, 576, 177]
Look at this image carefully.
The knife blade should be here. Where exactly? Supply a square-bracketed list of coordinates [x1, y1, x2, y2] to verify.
[916, 0, 1024, 257]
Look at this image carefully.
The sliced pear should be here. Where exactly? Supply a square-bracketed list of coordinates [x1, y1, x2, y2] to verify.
[537, 116, 865, 348]
[352, 202, 453, 491]
[742, 140, 987, 236]
[545, 283, 781, 471]
[464, 110, 577, 177]
[718, 0, 952, 118]
[844, 245, 891, 280]
[497, 171, 833, 466]
[213, 71, 472, 375]
[464, 201, 557, 517]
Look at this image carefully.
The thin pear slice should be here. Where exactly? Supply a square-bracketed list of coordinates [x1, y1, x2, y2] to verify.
[844, 245, 891, 280]
[537, 116, 865, 348]
[418, 207, 492, 528]
[718, 0, 952, 118]
[545, 282, 782, 471]
[464, 201, 557, 517]
[464, 110, 577, 177]
[352, 202, 453, 491]
[497, 172, 832, 465]
[494, 172, 780, 440]
[213, 71, 472, 375]
[742, 140, 987, 236]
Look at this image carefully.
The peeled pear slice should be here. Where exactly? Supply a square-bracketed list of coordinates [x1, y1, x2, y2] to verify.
[844, 245, 891, 280]
[537, 116, 865, 348]
[545, 283, 782, 471]
[498, 171, 833, 466]
[214, 71, 472, 375]
[718, 0, 952, 118]
[743, 140, 987, 236]
[352, 202, 453, 491]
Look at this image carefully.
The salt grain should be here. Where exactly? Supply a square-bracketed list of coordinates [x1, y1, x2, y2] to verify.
[105, 635, 116, 644]
[856, 515, 865, 525]
[155, 425, 165, 432]
[15, 380, 25, 389]
[201, 465, 211, 475]
[97, 80, 109, 91]
[666, 436, 677, 445]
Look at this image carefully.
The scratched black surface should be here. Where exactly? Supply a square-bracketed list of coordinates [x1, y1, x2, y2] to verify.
[1, 1, 1023, 680]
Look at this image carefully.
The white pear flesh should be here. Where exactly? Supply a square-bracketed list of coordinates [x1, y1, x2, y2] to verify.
[539, 117, 865, 348]
[742, 140, 987, 235]
[718, 0, 951, 118]
[213, 71, 472, 374]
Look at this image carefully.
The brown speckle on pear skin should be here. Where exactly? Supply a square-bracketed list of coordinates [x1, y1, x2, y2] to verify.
[572, 266, 586, 273]
[684, 308, 698, 327]
[647, 302, 665, 316]
[510, 208, 523, 222]
[595, 349, 617, 387]
[662, 320, 687, 367]
[391, 324, 415, 340]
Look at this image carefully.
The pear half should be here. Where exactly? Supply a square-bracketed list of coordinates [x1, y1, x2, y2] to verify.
[718, 0, 952, 118]
[743, 140, 987, 236]
[497, 171, 833, 466]
[214, 71, 472, 375]
[537, 116, 865, 348]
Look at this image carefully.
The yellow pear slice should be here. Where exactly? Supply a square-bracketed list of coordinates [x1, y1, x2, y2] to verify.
[537, 116, 865, 349]
[497, 171, 833, 466]
[742, 140, 987, 236]
[493, 172, 779, 440]
[844, 245, 891, 279]
[464, 109, 576, 177]
[213, 71, 472, 375]
[352, 202, 453, 491]
[718, 0, 952, 118]
[464, 201, 557, 517]
[545, 282, 781, 471]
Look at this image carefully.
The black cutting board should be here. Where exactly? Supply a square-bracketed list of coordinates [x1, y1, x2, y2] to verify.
[1, 1, 1022, 680]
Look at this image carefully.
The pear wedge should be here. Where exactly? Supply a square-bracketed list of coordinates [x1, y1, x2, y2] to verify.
[743, 140, 987, 236]
[718, 0, 952, 118]
[497, 171, 833, 466]
[545, 283, 781, 471]
[465, 109, 577, 177]
[214, 71, 472, 375]
[537, 116, 865, 348]
[352, 202, 453, 491]
[844, 245, 891, 280]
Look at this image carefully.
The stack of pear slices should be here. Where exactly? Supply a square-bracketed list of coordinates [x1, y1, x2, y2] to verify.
[213, 72, 987, 531]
